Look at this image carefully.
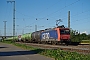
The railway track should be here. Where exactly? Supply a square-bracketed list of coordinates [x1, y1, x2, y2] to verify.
[16, 42, 90, 55]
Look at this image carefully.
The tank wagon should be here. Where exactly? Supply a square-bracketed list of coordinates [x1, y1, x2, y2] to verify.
[16, 33, 32, 42]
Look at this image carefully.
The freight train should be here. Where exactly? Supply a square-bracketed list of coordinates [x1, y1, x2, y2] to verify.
[14, 25, 70, 45]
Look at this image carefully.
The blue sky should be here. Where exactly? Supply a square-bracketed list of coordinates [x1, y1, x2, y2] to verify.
[0, 0, 90, 36]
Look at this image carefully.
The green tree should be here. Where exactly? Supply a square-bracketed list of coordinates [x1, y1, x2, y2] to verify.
[70, 30, 81, 42]
[87, 34, 90, 40]
[80, 33, 88, 40]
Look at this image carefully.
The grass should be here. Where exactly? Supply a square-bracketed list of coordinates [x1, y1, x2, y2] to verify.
[1, 40, 90, 60]
[81, 40, 90, 44]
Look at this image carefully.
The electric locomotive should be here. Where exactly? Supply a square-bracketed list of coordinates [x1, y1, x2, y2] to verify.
[40, 25, 70, 44]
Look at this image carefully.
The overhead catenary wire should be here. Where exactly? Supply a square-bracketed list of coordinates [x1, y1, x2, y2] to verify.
[62, 10, 90, 21]
[5, 0, 90, 34]
[15, 0, 81, 27]
[42, 0, 80, 20]
[35, 0, 61, 19]
[15, 10, 36, 19]
[37, 0, 80, 21]
[47, 9, 90, 28]
[16, 0, 79, 24]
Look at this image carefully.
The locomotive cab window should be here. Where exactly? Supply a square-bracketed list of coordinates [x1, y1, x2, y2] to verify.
[60, 29, 70, 34]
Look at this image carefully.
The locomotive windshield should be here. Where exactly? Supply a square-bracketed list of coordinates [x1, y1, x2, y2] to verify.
[60, 29, 70, 34]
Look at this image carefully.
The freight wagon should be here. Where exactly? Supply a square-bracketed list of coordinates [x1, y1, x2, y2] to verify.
[31, 30, 44, 43]
[16, 33, 32, 42]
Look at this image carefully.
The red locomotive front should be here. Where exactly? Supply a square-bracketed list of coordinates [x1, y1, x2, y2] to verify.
[55, 25, 70, 43]
[60, 28, 70, 41]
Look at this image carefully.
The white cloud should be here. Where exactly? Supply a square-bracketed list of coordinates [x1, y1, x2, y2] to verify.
[81, 31, 88, 35]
